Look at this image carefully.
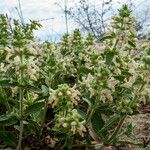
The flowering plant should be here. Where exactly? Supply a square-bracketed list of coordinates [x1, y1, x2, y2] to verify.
[0, 5, 150, 150]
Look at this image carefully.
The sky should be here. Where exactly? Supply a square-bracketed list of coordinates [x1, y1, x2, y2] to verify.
[0, 0, 150, 41]
[0, 0, 73, 41]
[0, 0, 92, 41]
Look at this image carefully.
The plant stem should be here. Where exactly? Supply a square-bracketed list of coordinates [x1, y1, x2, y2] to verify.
[86, 94, 100, 125]
[5, 100, 11, 112]
[106, 115, 126, 145]
[17, 119, 23, 150]
[86, 108, 95, 125]
[40, 99, 48, 137]
[40, 77, 52, 137]
[112, 39, 119, 51]
[86, 105, 97, 124]
[17, 54, 24, 150]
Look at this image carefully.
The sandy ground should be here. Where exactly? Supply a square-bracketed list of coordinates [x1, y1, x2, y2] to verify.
[123, 113, 150, 150]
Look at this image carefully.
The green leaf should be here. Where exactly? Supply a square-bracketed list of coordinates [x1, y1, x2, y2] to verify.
[65, 137, 73, 149]
[99, 104, 114, 116]
[25, 120, 41, 136]
[41, 85, 49, 96]
[77, 109, 86, 120]
[33, 108, 44, 123]
[100, 114, 120, 132]
[128, 40, 136, 48]
[100, 35, 113, 41]
[25, 84, 42, 93]
[105, 52, 115, 65]
[0, 80, 18, 88]
[124, 123, 134, 136]
[91, 112, 108, 140]
[0, 114, 18, 126]
[79, 66, 91, 74]
[114, 75, 125, 82]
[0, 131, 17, 147]
[82, 98, 92, 108]
[24, 101, 45, 115]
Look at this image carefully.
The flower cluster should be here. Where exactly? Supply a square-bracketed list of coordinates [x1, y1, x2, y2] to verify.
[1, 6, 150, 149]
[48, 84, 86, 136]
[54, 109, 86, 137]
[48, 84, 80, 109]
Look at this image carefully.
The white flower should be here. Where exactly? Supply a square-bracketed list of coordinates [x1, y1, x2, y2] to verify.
[100, 94, 106, 103]
[71, 121, 78, 134]
[146, 55, 150, 61]
[139, 63, 145, 69]
[0, 63, 7, 72]
[71, 121, 77, 126]
[129, 68, 135, 74]
[89, 87, 95, 97]
[14, 56, 20, 66]
[45, 136, 58, 148]
[33, 94, 38, 100]
[30, 74, 37, 81]
[58, 92, 63, 96]
[49, 138, 57, 148]
[62, 123, 68, 128]
[123, 80, 133, 88]
[72, 109, 78, 114]
[71, 92, 80, 105]
[77, 121, 86, 137]
[108, 77, 119, 91]
[11, 86, 18, 97]
[114, 68, 121, 75]
[59, 117, 65, 122]
[48, 94, 57, 108]
[66, 90, 71, 96]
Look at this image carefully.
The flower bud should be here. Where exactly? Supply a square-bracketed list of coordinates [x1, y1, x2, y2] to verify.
[62, 123, 67, 128]
[59, 117, 65, 122]
[58, 92, 63, 96]
[71, 121, 77, 126]
[66, 90, 71, 96]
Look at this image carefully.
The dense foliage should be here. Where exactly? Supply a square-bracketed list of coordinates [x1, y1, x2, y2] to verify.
[0, 5, 150, 150]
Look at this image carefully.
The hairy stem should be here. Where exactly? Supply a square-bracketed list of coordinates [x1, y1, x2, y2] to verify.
[86, 108, 95, 125]
[17, 54, 24, 150]
[40, 99, 48, 137]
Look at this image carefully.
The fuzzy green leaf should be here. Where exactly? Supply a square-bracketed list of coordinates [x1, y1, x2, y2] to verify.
[0, 114, 18, 126]
[105, 52, 115, 65]
[91, 112, 108, 140]
[25, 85, 42, 93]
[100, 114, 120, 132]
[0, 80, 18, 88]
[41, 85, 49, 96]
[128, 40, 136, 48]
[0, 131, 17, 147]
[24, 101, 45, 115]
[77, 109, 87, 120]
